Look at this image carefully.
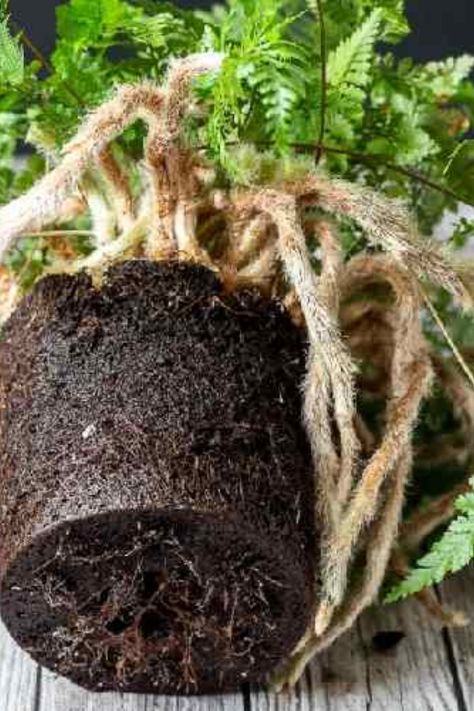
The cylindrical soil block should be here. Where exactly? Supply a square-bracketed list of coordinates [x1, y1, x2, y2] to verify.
[0, 260, 317, 694]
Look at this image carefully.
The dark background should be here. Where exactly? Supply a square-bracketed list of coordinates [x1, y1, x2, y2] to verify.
[8, 0, 474, 62]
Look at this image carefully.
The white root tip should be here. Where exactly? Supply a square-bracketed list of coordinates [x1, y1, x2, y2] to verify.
[168, 52, 224, 80]
[314, 601, 335, 636]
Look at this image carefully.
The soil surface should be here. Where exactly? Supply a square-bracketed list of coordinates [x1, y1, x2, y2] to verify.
[0, 260, 317, 694]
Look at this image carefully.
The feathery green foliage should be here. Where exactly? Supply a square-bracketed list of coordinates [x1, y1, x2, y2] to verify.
[0, 2, 23, 88]
[326, 8, 381, 122]
[0, 21, 23, 87]
[387, 479, 474, 601]
[194, 0, 311, 161]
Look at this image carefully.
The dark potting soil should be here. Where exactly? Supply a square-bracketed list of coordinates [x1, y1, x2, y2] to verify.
[0, 260, 317, 694]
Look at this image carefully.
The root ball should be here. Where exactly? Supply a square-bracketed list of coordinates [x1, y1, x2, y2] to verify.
[0, 260, 317, 693]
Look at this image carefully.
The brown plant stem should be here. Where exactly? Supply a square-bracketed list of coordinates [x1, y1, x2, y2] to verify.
[316, 142, 471, 207]
[312, 0, 328, 167]
[422, 288, 474, 390]
[399, 482, 471, 551]
[200, 138, 472, 207]
[11, 20, 85, 107]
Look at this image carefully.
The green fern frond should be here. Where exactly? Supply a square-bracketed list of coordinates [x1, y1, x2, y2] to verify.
[327, 8, 381, 90]
[386, 478, 474, 602]
[56, 0, 128, 44]
[198, 1, 310, 163]
[0, 15, 24, 87]
[128, 12, 193, 51]
[423, 54, 474, 99]
[0, 0, 472, 247]
[249, 59, 305, 149]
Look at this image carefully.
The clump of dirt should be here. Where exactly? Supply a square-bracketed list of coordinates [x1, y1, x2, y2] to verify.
[0, 260, 317, 694]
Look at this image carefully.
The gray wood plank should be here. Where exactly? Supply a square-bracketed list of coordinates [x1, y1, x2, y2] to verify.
[39, 668, 150, 711]
[39, 666, 246, 711]
[249, 619, 370, 711]
[170, 696, 246, 711]
[358, 596, 460, 711]
[313, 624, 370, 711]
[439, 565, 474, 710]
[251, 595, 461, 711]
[0, 620, 38, 711]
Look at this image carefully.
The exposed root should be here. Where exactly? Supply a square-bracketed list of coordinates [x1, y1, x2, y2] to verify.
[294, 176, 474, 312]
[97, 148, 135, 234]
[81, 172, 117, 246]
[144, 53, 222, 260]
[319, 257, 432, 616]
[0, 266, 19, 322]
[273, 455, 411, 691]
[400, 482, 471, 552]
[47, 214, 149, 285]
[0, 53, 222, 262]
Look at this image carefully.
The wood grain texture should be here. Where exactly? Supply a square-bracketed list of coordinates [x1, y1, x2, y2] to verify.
[439, 565, 474, 710]
[0, 621, 38, 711]
[39, 666, 246, 711]
[250, 592, 463, 711]
[358, 595, 460, 710]
[250, 622, 370, 711]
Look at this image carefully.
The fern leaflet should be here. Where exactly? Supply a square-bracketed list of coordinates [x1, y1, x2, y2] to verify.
[386, 478, 474, 602]
[0, 13, 24, 87]
[327, 9, 381, 91]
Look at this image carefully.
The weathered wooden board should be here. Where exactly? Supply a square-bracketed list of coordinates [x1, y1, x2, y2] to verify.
[38, 668, 246, 711]
[250, 621, 370, 711]
[1, 569, 474, 711]
[358, 594, 460, 710]
[250, 592, 461, 711]
[439, 566, 474, 711]
[0, 622, 38, 711]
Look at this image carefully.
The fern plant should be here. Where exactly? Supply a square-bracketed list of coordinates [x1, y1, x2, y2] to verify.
[387, 479, 474, 601]
[325, 9, 382, 131]
[0, 16, 23, 87]
[0, 0, 473, 604]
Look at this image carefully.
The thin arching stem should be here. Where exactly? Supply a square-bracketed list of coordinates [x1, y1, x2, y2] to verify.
[21, 230, 94, 238]
[200, 139, 471, 207]
[422, 288, 474, 390]
[11, 20, 54, 74]
[11, 20, 85, 107]
[316, 142, 469, 206]
[312, 0, 328, 167]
